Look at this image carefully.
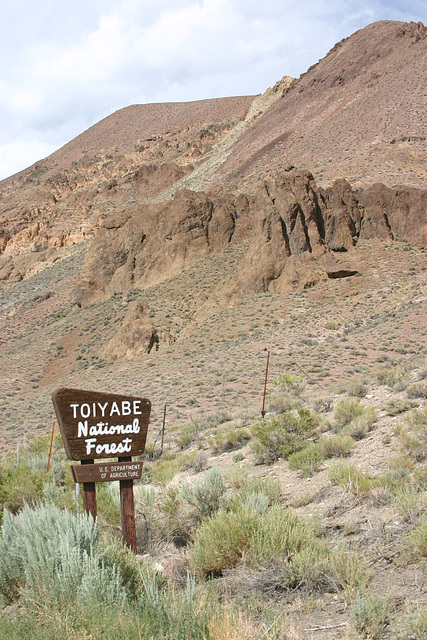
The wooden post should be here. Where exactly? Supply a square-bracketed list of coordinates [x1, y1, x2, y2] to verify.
[119, 456, 137, 552]
[81, 459, 97, 520]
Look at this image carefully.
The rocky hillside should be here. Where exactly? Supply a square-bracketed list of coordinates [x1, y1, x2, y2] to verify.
[0, 19, 425, 444]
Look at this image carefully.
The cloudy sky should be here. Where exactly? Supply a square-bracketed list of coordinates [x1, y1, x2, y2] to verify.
[0, 0, 425, 180]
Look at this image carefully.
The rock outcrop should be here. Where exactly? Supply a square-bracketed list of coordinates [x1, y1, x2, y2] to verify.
[100, 301, 159, 361]
[76, 170, 427, 307]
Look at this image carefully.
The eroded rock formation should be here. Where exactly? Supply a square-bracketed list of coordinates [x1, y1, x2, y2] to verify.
[76, 170, 427, 309]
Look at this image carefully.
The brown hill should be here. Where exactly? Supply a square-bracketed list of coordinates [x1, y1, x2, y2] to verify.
[0, 20, 427, 640]
[0, 19, 425, 437]
[217, 20, 427, 192]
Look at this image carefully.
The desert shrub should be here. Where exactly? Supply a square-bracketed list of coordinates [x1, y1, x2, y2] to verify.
[176, 422, 198, 449]
[406, 381, 427, 399]
[310, 390, 333, 413]
[340, 408, 377, 440]
[283, 543, 370, 599]
[334, 397, 365, 427]
[272, 373, 306, 396]
[267, 373, 306, 412]
[316, 434, 355, 458]
[96, 482, 121, 524]
[251, 408, 320, 463]
[381, 398, 419, 416]
[151, 457, 181, 486]
[137, 568, 212, 639]
[350, 592, 391, 639]
[406, 515, 427, 557]
[101, 538, 144, 599]
[0, 463, 45, 520]
[232, 475, 282, 508]
[345, 376, 369, 398]
[0, 502, 102, 604]
[250, 507, 320, 564]
[375, 366, 411, 390]
[224, 462, 249, 488]
[399, 408, 427, 461]
[288, 444, 322, 476]
[390, 486, 427, 523]
[266, 392, 303, 413]
[180, 467, 227, 520]
[240, 491, 270, 514]
[193, 409, 232, 431]
[392, 601, 427, 640]
[208, 423, 251, 452]
[189, 506, 320, 577]
[325, 321, 339, 330]
[189, 508, 259, 576]
[328, 461, 374, 496]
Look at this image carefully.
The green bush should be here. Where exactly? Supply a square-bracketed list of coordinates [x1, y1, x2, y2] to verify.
[375, 366, 411, 390]
[0, 502, 101, 604]
[328, 462, 374, 496]
[345, 376, 369, 398]
[406, 381, 427, 399]
[252, 408, 320, 463]
[272, 373, 306, 396]
[208, 423, 251, 452]
[340, 408, 377, 440]
[180, 467, 227, 519]
[267, 373, 306, 412]
[283, 543, 370, 599]
[392, 601, 427, 640]
[189, 508, 259, 576]
[334, 398, 365, 427]
[399, 408, 427, 461]
[288, 444, 322, 476]
[189, 505, 320, 577]
[317, 434, 355, 458]
[381, 398, 419, 416]
[350, 592, 391, 639]
[407, 515, 427, 557]
[233, 475, 282, 507]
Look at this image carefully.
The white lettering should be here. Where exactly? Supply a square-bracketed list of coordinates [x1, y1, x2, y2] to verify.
[85, 438, 97, 455]
[110, 401, 120, 416]
[133, 400, 142, 414]
[81, 403, 91, 418]
[122, 401, 131, 415]
[70, 403, 79, 419]
[94, 438, 132, 455]
[78, 420, 88, 437]
[98, 402, 108, 417]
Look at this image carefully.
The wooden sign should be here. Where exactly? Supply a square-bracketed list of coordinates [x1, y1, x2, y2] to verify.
[52, 388, 151, 461]
[71, 461, 143, 483]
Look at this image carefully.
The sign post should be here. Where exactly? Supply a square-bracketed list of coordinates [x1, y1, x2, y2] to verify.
[52, 388, 151, 552]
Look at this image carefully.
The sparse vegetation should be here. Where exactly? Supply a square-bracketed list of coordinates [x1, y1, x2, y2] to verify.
[0, 202, 426, 636]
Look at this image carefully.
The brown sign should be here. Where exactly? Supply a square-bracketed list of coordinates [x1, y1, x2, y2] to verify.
[71, 461, 143, 483]
[52, 388, 151, 461]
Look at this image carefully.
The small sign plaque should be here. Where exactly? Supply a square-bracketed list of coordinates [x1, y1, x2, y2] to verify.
[52, 388, 151, 461]
[71, 461, 143, 483]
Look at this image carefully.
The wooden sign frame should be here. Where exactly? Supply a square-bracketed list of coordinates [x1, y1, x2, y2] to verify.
[52, 388, 150, 460]
[52, 388, 151, 552]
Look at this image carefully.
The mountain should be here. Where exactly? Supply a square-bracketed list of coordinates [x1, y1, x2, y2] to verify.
[0, 19, 425, 440]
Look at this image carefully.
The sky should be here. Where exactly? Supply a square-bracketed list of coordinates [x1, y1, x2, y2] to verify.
[0, 0, 425, 181]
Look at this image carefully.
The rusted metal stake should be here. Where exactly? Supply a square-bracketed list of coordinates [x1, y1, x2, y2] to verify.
[261, 349, 270, 419]
[160, 399, 167, 454]
[46, 421, 55, 474]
